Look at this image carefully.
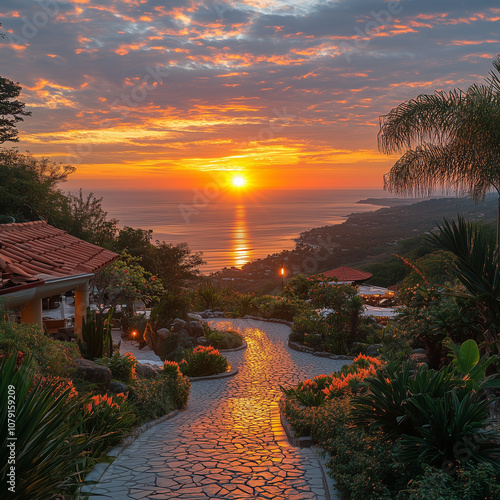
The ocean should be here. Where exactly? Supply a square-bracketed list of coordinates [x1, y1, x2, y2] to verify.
[96, 188, 389, 273]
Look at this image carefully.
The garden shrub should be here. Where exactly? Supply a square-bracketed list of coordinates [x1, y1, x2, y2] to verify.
[281, 355, 383, 407]
[401, 463, 500, 500]
[162, 361, 191, 408]
[290, 311, 325, 343]
[150, 291, 191, 328]
[128, 375, 180, 423]
[95, 351, 137, 382]
[179, 345, 228, 377]
[76, 392, 136, 459]
[0, 320, 79, 377]
[203, 324, 243, 349]
[251, 295, 306, 321]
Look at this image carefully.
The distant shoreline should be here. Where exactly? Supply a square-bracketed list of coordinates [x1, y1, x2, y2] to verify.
[357, 197, 438, 207]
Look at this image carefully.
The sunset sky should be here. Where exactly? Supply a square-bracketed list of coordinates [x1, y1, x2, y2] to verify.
[2, 0, 500, 190]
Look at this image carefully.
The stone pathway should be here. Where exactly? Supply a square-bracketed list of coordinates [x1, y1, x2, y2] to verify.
[88, 319, 349, 499]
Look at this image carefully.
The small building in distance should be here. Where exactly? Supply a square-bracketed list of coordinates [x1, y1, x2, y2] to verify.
[318, 266, 373, 285]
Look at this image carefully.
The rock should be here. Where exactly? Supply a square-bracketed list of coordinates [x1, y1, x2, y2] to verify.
[188, 313, 203, 321]
[200, 311, 210, 319]
[170, 318, 187, 331]
[366, 344, 383, 357]
[109, 381, 128, 395]
[136, 363, 157, 378]
[75, 358, 112, 389]
[188, 321, 205, 338]
[412, 348, 427, 355]
[156, 328, 170, 340]
[410, 352, 429, 367]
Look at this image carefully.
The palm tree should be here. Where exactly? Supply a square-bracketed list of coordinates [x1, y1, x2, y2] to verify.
[378, 56, 500, 244]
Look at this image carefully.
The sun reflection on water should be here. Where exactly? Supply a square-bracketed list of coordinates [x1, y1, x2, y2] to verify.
[232, 204, 249, 268]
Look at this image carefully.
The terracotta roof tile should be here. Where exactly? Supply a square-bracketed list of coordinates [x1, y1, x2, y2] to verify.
[319, 266, 373, 282]
[0, 221, 119, 290]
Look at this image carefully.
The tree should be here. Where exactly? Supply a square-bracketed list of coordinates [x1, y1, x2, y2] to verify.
[0, 76, 31, 143]
[56, 189, 118, 248]
[144, 241, 205, 292]
[0, 149, 74, 223]
[92, 252, 163, 316]
[378, 55, 500, 244]
[113, 226, 153, 257]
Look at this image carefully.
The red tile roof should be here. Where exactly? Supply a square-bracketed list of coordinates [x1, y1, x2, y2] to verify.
[319, 266, 373, 282]
[0, 221, 119, 291]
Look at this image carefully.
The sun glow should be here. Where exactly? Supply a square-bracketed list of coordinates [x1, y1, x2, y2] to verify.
[232, 175, 246, 188]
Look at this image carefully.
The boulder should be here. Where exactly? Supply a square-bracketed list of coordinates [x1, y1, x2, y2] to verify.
[136, 362, 158, 378]
[156, 328, 170, 341]
[213, 311, 224, 318]
[170, 318, 187, 331]
[188, 313, 203, 321]
[75, 358, 112, 389]
[109, 381, 129, 395]
[188, 321, 205, 338]
[366, 344, 383, 357]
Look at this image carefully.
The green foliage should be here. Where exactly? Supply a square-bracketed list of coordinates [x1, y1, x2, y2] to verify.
[128, 371, 191, 423]
[178, 345, 228, 377]
[143, 241, 205, 293]
[281, 355, 383, 407]
[196, 281, 223, 310]
[57, 189, 118, 248]
[0, 354, 94, 499]
[351, 363, 461, 437]
[95, 351, 137, 383]
[290, 311, 326, 343]
[113, 226, 153, 257]
[402, 463, 500, 500]
[150, 291, 191, 328]
[0, 76, 31, 143]
[0, 319, 79, 377]
[429, 216, 500, 347]
[75, 393, 136, 460]
[282, 273, 324, 300]
[203, 324, 243, 349]
[251, 295, 306, 321]
[80, 307, 114, 360]
[0, 148, 74, 223]
[398, 391, 500, 469]
[92, 252, 163, 315]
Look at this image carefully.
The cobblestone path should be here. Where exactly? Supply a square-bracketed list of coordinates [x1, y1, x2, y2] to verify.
[90, 319, 349, 499]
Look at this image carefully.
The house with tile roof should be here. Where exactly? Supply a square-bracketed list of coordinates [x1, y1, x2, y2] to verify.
[0, 221, 119, 340]
[318, 266, 373, 284]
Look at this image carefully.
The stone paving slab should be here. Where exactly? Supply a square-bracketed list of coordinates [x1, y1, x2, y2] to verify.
[89, 319, 349, 499]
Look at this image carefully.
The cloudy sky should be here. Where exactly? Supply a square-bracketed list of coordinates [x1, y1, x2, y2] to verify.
[1, 0, 499, 190]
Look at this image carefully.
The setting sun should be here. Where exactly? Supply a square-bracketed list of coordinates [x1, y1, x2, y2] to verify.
[232, 175, 246, 188]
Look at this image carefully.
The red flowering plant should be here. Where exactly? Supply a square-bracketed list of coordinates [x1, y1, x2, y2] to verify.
[178, 345, 229, 377]
[281, 354, 385, 407]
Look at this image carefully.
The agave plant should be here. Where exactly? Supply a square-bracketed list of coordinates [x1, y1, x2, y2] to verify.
[428, 216, 500, 350]
[350, 363, 463, 438]
[399, 391, 500, 469]
[80, 306, 114, 360]
[0, 354, 95, 499]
